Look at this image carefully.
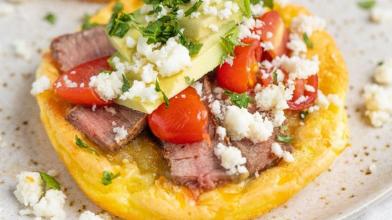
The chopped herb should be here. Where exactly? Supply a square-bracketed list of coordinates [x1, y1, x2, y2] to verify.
[220, 26, 240, 63]
[185, 0, 203, 16]
[263, 0, 274, 9]
[155, 80, 170, 107]
[75, 135, 89, 148]
[40, 172, 61, 191]
[250, 0, 262, 4]
[299, 110, 309, 121]
[184, 76, 195, 85]
[101, 171, 120, 185]
[239, 0, 252, 18]
[277, 134, 292, 143]
[81, 14, 99, 30]
[225, 91, 251, 108]
[142, 14, 180, 44]
[378, 61, 384, 66]
[179, 33, 203, 56]
[144, 0, 191, 11]
[272, 70, 278, 84]
[280, 125, 288, 132]
[107, 2, 136, 38]
[303, 33, 313, 49]
[43, 12, 56, 25]
[358, 0, 376, 10]
[121, 75, 131, 93]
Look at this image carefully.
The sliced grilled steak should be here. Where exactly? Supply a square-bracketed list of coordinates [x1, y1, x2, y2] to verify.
[51, 27, 115, 72]
[66, 105, 147, 151]
[233, 133, 292, 174]
[163, 139, 230, 191]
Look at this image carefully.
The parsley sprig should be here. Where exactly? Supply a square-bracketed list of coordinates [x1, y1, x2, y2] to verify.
[358, 0, 376, 10]
[220, 26, 240, 63]
[303, 33, 314, 49]
[185, 0, 203, 16]
[40, 172, 61, 191]
[43, 12, 57, 25]
[101, 171, 120, 185]
[225, 91, 251, 108]
[121, 75, 131, 93]
[155, 80, 170, 107]
[81, 14, 99, 30]
[107, 2, 137, 38]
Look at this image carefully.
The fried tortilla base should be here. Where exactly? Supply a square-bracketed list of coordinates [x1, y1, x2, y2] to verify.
[35, 1, 349, 219]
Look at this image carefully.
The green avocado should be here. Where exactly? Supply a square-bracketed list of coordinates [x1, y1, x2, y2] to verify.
[108, 3, 243, 114]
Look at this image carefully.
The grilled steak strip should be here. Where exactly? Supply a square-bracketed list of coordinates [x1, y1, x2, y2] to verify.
[66, 105, 147, 151]
[163, 139, 230, 191]
[51, 27, 115, 72]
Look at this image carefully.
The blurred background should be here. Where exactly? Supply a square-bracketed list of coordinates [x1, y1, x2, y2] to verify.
[0, 0, 391, 219]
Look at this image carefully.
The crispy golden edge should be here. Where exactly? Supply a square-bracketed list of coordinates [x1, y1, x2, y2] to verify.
[35, 1, 349, 219]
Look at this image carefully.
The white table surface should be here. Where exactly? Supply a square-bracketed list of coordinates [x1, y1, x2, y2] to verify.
[0, 0, 392, 219]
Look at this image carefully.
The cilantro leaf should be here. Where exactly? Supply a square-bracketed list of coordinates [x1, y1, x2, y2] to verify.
[179, 33, 203, 56]
[277, 134, 292, 143]
[303, 33, 314, 49]
[43, 12, 56, 25]
[40, 172, 61, 191]
[142, 14, 181, 44]
[75, 135, 89, 148]
[358, 0, 376, 10]
[250, 0, 262, 4]
[155, 80, 170, 107]
[185, 0, 203, 16]
[220, 26, 240, 63]
[263, 0, 274, 9]
[101, 171, 120, 185]
[81, 14, 99, 30]
[239, 0, 252, 18]
[107, 2, 135, 38]
[225, 91, 251, 108]
[121, 75, 131, 93]
[184, 76, 195, 85]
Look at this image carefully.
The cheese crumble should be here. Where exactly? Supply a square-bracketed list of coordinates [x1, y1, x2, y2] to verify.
[31, 76, 51, 95]
[214, 143, 248, 175]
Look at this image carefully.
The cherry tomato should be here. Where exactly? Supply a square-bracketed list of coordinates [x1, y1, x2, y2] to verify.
[287, 75, 318, 110]
[148, 87, 208, 144]
[256, 11, 289, 59]
[216, 39, 262, 93]
[54, 56, 111, 106]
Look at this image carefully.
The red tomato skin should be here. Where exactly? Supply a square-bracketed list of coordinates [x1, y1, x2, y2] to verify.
[287, 75, 319, 110]
[148, 87, 208, 144]
[216, 39, 261, 93]
[257, 11, 289, 59]
[54, 56, 111, 106]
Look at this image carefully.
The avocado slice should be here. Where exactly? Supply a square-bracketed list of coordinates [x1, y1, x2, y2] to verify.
[109, 3, 243, 114]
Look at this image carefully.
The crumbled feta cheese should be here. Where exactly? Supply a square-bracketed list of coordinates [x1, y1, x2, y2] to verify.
[146, 37, 191, 77]
[89, 72, 123, 101]
[273, 55, 319, 80]
[192, 81, 203, 97]
[282, 151, 295, 162]
[273, 110, 286, 127]
[291, 14, 326, 36]
[14, 172, 43, 207]
[363, 84, 392, 127]
[120, 80, 159, 102]
[238, 17, 260, 40]
[294, 95, 308, 105]
[126, 36, 136, 48]
[31, 189, 66, 220]
[190, 11, 201, 18]
[141, 63, 158, 83]
[255, 85, 289, 111]
[13, 40, 33, 61]
[287, 33, 307, 56]
[266, 32, 273, 39]
[63, 75, 78, 88]
[79, 211, 106, 220]
[224, 56, 234, 66]
[370, 7, 392, 23]
[261, 41, 274, 51]
[251, 3, 264, 17]
[31, 76, 51, 95]
[113, 126, 128, 144]
[216, 126, 227, 140]
[210, 100, 223, 119]
[224, 105, 273, 143]
[0, 2, 15, 16]
[308, 105, 320, 113]
[305, 84, 315, 92]
[214, 143, 248, 175]
[271, 143, 284, 157]
[374, 59, 392, 85]
[208, 24, 219, 32]
[176, 9, 185, 18]
[317, 90, 330, 108]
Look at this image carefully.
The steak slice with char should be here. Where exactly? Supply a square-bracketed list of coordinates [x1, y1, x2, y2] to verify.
[233, 133, 292, 174]
[66, 104, 147, 151]
[51, 27, 115, 72]
[163, 139, 230, 191]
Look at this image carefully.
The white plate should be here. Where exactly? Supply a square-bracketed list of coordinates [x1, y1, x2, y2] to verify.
[0, 0, 391, 219]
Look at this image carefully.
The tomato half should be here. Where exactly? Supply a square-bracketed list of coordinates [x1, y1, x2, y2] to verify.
[216, 39, 262, 93]
[54, 56, 111, 106]
[256, 11, 289, 59]
[287, 75, 318, 110]
[148, 87, 208, 144]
